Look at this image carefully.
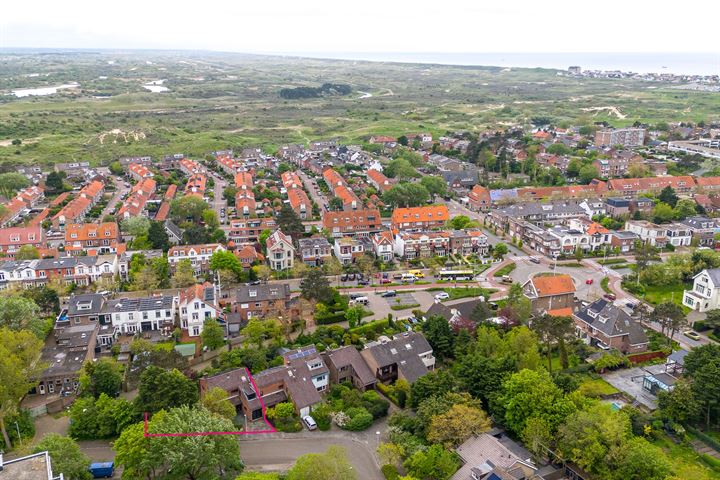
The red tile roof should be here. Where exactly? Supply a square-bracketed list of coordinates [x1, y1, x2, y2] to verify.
[391, 205, 449, 226]
[323, 168, 345, 187]
[531, 274, 576, 296]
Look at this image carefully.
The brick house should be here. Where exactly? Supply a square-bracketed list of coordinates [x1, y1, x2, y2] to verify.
[64, 222, 120, 255]
[573, 299, 649, 353]
[322, 209, 382, 238]
[360, 332, 435, 384]
[233, 283, 295, 322]
[391, 205, 449, 232]
[168, 243, 225, 275]
[322, 345, 377, 391]
[522, 274, 576, 315]
[0, 226, 45, 259]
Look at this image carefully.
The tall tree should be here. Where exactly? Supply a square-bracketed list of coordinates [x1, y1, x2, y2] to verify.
[427, 403, 492, 447]
[286, 445, 355, 480]
[420, 175, 447, 199]
[148, 221, 170, 250]
[200, 386, 236, 420]
[658, 186, 679, 208]
[79, 357, 123, 398]
[606, 437, 671, 480]
[300, 268, 334, 305]
[530, 314, 574, 371]
[33, 434, 92, 480]
[15, 245, 40, 260]
[45, 171, 65, 194]
[134, 366, 199, 415]
[650, 301, 685, 341]
[201, 319, 226, 350]
[404, 444, 459, 480]
[422, 315, 455, 359]
[505, 283, 532, 324]
[0, 172, 30, 198]
[170, 195, 210, 223]
[171, 259, 197, 288]
[210, 250, 243, 280]
[0, 328, 45, 449]
[0, 296, 40, 331]
[122, 216, 150, 236]
[276, 204, 304, 243]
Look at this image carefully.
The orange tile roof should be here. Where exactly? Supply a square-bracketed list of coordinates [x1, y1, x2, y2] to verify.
[53, 196, 91, 222]
[391, 205, 449, 225]
[288, 188, 310, 210]
[281, 171, 303, 189]
[236, 245, 264, 262]
[334, 185, 360, 206]
[517, 184, 598, 199]
[586, 222, 610, 235]
[469, 185, 491, 205]
[164, 184, 177, 200]
[547, 307, 574, 317]
[64, 222, 119, 242]
[608, 176, 695, 192]
[155, 201, 171, 222]
[695, 176, 720, 187]
[128, 163, 153, 178]
[322, 208, 381, 230]
[323, 168, 345, 187]
[367, 169, 391, 191]
[49, 191, 72, 207]
[80, 180, 104, 199]
[235, 172, 254, 189]
[531, 274, 576, 296]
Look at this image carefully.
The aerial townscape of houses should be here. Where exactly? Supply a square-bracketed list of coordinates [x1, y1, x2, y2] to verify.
[4, 118, 720, 480]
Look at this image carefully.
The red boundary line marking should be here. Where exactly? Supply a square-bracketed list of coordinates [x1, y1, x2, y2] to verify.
[144, 367, 277, 437]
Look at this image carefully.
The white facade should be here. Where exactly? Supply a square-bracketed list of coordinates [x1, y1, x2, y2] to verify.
[683, 269, 720, 313]
[168, 244, 225, 275]
[109, 298, 175, 335]
[179, 293, 219, 337]
[266, 231, 295, 271]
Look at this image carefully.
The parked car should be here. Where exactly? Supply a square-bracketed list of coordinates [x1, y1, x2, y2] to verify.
[392, 273, 403, 280]
[349, 293, 363, 299]
[340, 274, 348, 282]
[381, 290, 397, 297]
[380, 278, 391, 284]
[358, 279, 370, 286]
[603, 293, 616, 301]
[684, 330, 701, 341]
[434, 292, 450, 301]
[302, 415, 318, 431]
[586, 279, 594, 285]
[408, 270, 425, 278]
[347, 273, 356, 281]
[529, 257, 541, 264]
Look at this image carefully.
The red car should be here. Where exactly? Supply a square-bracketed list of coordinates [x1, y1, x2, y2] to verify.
[586, 279, 594, 285]
[604, 293, 617, 301]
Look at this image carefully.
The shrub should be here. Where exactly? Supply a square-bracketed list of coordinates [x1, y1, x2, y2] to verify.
[363, 390, 390, 419]
[342, 407, 374, 431]
[381, 464, 400, 480]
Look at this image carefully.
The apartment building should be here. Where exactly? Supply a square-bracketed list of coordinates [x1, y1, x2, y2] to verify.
[322, 208, 382, 238]
[168, 243, 225, 275]
[105, 295, 175, 335]
[391, 205, 449, 232]
[178, 282, 222, 337]
[0, 226, 45, 259]
[594, 127, 646, 147]
[63, 222, 120, 255]
[394, 231, 449, 259]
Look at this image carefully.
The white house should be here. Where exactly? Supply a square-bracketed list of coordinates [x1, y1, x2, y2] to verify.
[178, 282, 222, 337]
[266, 230, 295, 271]
[168, 243, 225, 275]
[683, 268, 720, 313]
[372, 231, 394, 262]
[106, 296, 175, 335]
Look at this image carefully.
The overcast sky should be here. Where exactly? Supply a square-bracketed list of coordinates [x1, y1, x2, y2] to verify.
[1, 0, 718, 53]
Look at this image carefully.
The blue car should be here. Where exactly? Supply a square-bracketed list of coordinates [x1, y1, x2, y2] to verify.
[89, 462, 114, 478]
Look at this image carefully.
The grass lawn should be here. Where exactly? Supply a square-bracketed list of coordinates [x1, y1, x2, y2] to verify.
[579, 377, 620, 396]
[651, 434, 720, 480]
[601, 277, 612, 294]
[643, 283, 691, 313]
[154, 341, 176, 352]
[391, 304, 420, 311]
[597, 258, 628, 265]
[493, 263, 517, 277]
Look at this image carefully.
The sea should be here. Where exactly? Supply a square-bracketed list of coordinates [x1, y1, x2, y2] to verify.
[281, 52, 720, 76]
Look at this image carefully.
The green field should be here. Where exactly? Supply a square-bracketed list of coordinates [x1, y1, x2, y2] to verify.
[1, 50, 719, 168]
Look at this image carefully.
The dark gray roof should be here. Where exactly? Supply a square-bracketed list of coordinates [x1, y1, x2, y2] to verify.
[442, 171, 479, 187]
[164, 219, 183, 239]
[323, 346, 376, 386]
[67, 293, 106, 316]
[426, 298, 481, 323]
[680, 216, 718, 230]
[574, 299, 648, 345]
[35, 257, 78, 269]
[105, 296, 174, 313]
[612, 231, 639, 240]
[497, 201, 586, 219]
[237, 283, 291, 303]
[605, 198, 630, 207]
[298, 237, 331, 249]
[363, 332, 433, 383]
[668, 349, 689, 366]
[699, 268, 720, 286]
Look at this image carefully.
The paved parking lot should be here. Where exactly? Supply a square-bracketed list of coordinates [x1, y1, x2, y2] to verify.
[383, 292, 417, 308]
[602, 364, 666, 410]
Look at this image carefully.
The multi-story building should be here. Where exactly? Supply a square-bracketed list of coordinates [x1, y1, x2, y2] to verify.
[127, 163, 154, 180]
[608, 176, 694, 198]
[684, 268, 720, 313]
[391, 205, 449, 232]
[281, 171, 303, 190]
[372, 230, 394, 262]
[228, 218, 277, 243]
[178, 158, 206, 176]
[394, 231, 449, 259]
[623, 220, 668, 247]
[266, 230, 295, 271]
[680, 216, 719, 247]
[367, 169, 393, 192]
[467, 185, 491, 212]
[594, 128, 646, 147]
[178, 282, 222, 337]
[573, 299, 649, 353]
[322, 209, 382, 238]
[105, 295, 175, 335]
[333, 185, 360, 210]
[0, 226, 45, 259]
[37, 323, 98, 396]
[233, 283, 294, 322]
[360, 332, 435, 384]
[610, 230, 639, 253]
[333, 236, 367, 265]
[522, 274, 576, 315]
[509, 219, 561, 258]
[168, 243, 225, 275]
[52, 180, 105, 228]
[184, 173, 207, 198]
[322, 168, 345, 188]
[287, 188, 311, 219]
[664, 223, 693, 247]
[447, 230, 489, 256]
[298, 237, 332, 266]
[322, 345, 377, 391]
[64, 222, 120, 255]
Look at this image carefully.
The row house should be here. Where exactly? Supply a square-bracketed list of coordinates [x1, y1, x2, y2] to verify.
[63, 222, 120, 255]
[594, 127, 646, 147]
[1, 196, 31, 227]
[566, 218, 612, 251]
[184, 173, 207, 198]
[0, 226, 45, 259]
[298, 237, 332, 266]
[177, 282, 222, 337]
[228, 218, 277, 243]
[322, 167, 345, 188]
[37, 323, 98, 396]
[52, 180, 105, 228]
[266, 230, 295, 271]
[127, 163, 154, 180]
[217, 156, 243, 175]
[333, 236, 366, 265]
[624, 220, 691, 248]
[509, 219, 561, 258]
[287, 188, 311, 219]
[105, 295, 175, 336]
[695, 176, 720, 192]
[233, 283, 294, 322]
[574, 299, 649, 353]
[467, 185, 491, 212]
[366, 168, 393, 192]
[334, 184, 361, 210]
[235, 190, 257, 217]
[607, 176, 694, 198]
[0, 255, 120, 290]
[178, 158, 206, 176]
[592, 151, 642, 178]
[680, 216, 719, 247]
[515, 184, 606, 201]
[372, 231, 394, 262]
[491, 201, 589, 229]
[448, 230, 489, 256]
[119, 156, 152, 167]
[322, 208, 382, 238]
[394, 231, 449, 259]
[168, 243, 225, 275]
[391, 205, 449, 232]
[154, 184, 177, 222]
[694, 194, 720, 214]
[547, 225, 592, 254]
[281, 171, 303, 190]
[117, 177, 157, 220]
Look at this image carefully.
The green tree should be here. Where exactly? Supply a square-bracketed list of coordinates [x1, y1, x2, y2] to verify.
[286, 445, 355, 480]
[122, 216, 151, 237]
[397, 135, 409, 146]
[109, 161, 124, 176]
[201, 386, 237, 420]
[457, 352, 514, 407]
[80, 357, 123, 398]
[404, 444, 459, 480]
[148, 221, 170, 250]
[556, 403, 630, 474]
[606, 437, 671, 480]
[657, 380, 700, 424]
[15, 244, 40, 260]
[420, 175, 447, 198]
[409, 370, 458, 408]
[113, 421, 161, 479]
[652, 202, 675, 224]
[210, 249, 243, 279]
[505, 283, 532, 324]
[33, 434, 92, 480]
[493, 243, 508, 259]
[132, 265, 159, 293]
[578, 164, 599, 184]
[21, 286, 60, 315]
[0, 328, 45, 449]
[422, 315, 454, 359]
[566, 158, 582, 178]
[447, 215, 479, 230]
[45, 171, 65, 194]
[427, 403, 492, 448]
[202, 318, 226, 350]
[522, 416, 554, 463]
[0, 172, 30, 198]
[0, 296, 40, 331]
[673, 198, 696, 220]
[171, 195, 210, 223]
[135, 366, 199, 415]
[276, 204, 304, 243]
[650, 301, 686, 341]
[345, 304, 365, 328]
[385, 158, 419, 180]
[658, 186, 679, 208]
[171, 259, 197, 288]
[300, 268, 334, 305]
[530, 314, 574, 372]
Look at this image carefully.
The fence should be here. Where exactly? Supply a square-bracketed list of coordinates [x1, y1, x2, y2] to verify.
[188, 344, 230, 366]
[627, 350, 668, 364]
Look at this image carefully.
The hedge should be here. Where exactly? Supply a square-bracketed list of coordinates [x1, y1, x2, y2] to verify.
[685, 425, 720, 452]
[350, 319, 389, 335]
[316, 312, 347, 325]
[382, 465, 400, 480]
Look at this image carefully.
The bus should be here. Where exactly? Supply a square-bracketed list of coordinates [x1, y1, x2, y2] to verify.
[437, 269, 474, 281]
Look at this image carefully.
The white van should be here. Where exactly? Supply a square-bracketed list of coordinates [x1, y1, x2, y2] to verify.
[350, 296, 369, 306]
[401, 273, 417, 283]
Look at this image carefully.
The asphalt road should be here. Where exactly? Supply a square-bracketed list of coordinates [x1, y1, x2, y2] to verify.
[101, 175, 130, 218]
[298, 169, 329, 212]
[239, 436, 383, 479]
[446, 200, 524, 255]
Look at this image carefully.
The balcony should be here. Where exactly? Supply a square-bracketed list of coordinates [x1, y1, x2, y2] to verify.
[421, 354, 436, 369]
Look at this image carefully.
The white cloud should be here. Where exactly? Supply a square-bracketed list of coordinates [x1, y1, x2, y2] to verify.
[1, 0, 718, 53]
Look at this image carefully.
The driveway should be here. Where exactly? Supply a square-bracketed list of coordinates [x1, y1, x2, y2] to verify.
[239, 436, 382, 478]
[298, 169, 329, 213]
[602, 364, 666, 410]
